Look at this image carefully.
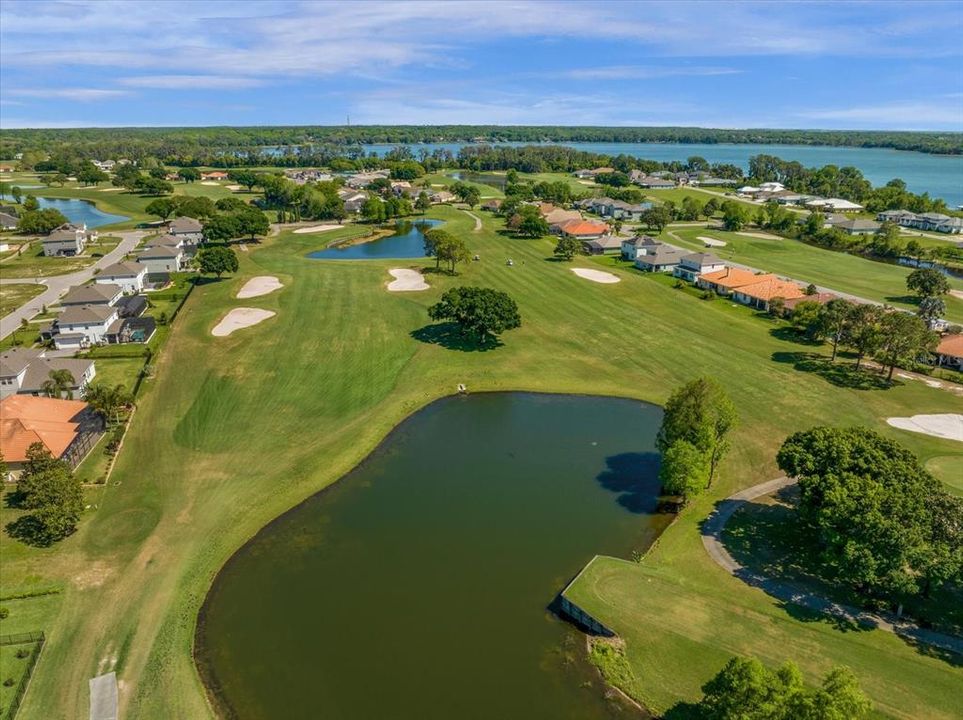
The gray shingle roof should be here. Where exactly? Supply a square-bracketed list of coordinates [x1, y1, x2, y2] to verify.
[58, 304, 117, 325]
[61, 284, 121, 305]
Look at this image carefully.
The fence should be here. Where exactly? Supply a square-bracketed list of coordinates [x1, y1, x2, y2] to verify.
[1, 631, 45, 720]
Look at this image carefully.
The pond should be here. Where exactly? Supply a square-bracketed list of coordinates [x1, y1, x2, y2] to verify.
[308, 218, 442, 259]
[450, 171, 508, 191]
[196, 392, 669, 720]
[36, 197, 128, 228]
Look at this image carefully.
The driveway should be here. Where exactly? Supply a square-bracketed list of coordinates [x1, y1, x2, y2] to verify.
[0, 230, 145, 340]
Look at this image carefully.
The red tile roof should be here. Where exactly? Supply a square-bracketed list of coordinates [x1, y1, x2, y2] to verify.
[937, 334, 963, 359]
[0, 395, 89, 463]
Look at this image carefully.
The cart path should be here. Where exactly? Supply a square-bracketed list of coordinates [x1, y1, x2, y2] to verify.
[701, 475, 963, 656]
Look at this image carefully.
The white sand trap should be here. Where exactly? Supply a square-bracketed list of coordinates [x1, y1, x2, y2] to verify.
[237, 275, 283, 299]
[225, 184, 242, 190]
[949, 289, 963, 300]
[293, 224, 341, 234]
[97, 187, 125, 192]
[387, 268, 428, 292]
[698, 236, 727, 247]
[200, 181, 221, 186]
[886, 414, 963, 442]
[571, 268, 620, 284]
[212, 307, 276, 337]
[737, 231, 782, 240]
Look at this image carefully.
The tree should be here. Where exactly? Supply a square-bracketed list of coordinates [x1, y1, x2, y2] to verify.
[41, 369, 76, 399]
[83, 383, 134, 425]
[145, 198, 177, 221]
[778, 427, 962, 603]
[17, 208, 69, 235]
[112, 163, 141, 188]
[435, 233, 470, 274]
[12, 186, 23, 204]
[228, 169, 260, 192]
[696, 656, 871, 720]
[906, 267, 949, 299]
[721, 201, 747, 231]
[76, 164, 109, 186]
[680, 196, 704, 221]
[428, 286, 521, 344]
[790, 300, 824, 338]
[875, 311, 937, 380]
[641, 205, 671, 232]
[917, 296, 946, 324]
[197, 246, 239, 278]
[657, 377, 737, 486]
[816, 298, 853, 361]
[203, 214, 241, 243]
[843, 304, 883, 370]
[178, 167, 201, 183]
[553, 235, 583, 261]
[214, 197, 248, 212]
[361, 197, 386, 223]
[23, 195, 39, 211]
[133, 177, 174, 195]
[462, 186, 481, 209]
[659, 440, 708, 505]
[15, 443, 84, 544]
[234, 206, 270, 241]
[415, 191, 431, 213]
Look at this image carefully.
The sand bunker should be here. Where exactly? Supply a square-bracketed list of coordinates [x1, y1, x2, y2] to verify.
[237, 276, 283, 299]
[200, 181, 221, 186]
[571, 268, 620, 284]
[949, 289, 963, 300]
[737, 231, 782, 240]
[212, 308, 276, 337]
[387, 268, 428, 292]
[97, 187, 125, 192]
[886, 414, 963, 442]
[698, 236, 727, 247]
[225, 184, 242, 191]
[293, 224, 341, 234]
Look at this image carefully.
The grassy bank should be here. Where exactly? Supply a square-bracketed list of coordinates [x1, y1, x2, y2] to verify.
[3, 206, 960, 719]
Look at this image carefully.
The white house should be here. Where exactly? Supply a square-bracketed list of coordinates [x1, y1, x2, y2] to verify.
[42, 223, 88, 257]
[138, 245, 185, 274]
[621, 235, 662, 261]
[60, 283, 123, 307]
[806, 198, 863, 213]
[52, 304, 119, 349]
[0, 347, 96, 399]
[167, 216, 204, 244]
[674, 252, 726, 282]
[634, 246, 684, 272]
[96, 262, 147, 294]
[758, 182, 785, 193]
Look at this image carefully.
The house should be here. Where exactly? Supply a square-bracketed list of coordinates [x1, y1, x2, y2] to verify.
[805, 198, 863, 213]
[138, 245, 185, 274]
[105, 316, 157, 345]
[0, 395, 102, 471]
[573, 169, 596, 179]
[674, 253, 726, 282]
[42, 223, 88, 257]
[0, 347, 96, 399]
[51, 304, 119, 349]
[96, 261, 147, 294]
[832, 218, 881, 236]
[200, 171, 229, 181]
[875, 210, 963, 234]
[621, 235, 662, 261]
[543, 207, 582, 225]
[758, 182, 786, 193]
[582, 235, 623, 255]
[737, 186, 760, 195]
[345, 170, 390, 189]
[731, 276, 804, 311]
[934, 334, 963, 370]
[553, 219, 610, 240]
[690, 176, 737, 187]
[92, 159, 116, 172]
[480, 199, 502, 212]
[336, 189, 368, 213]
[429, 190, 456, 204]
[633, 175, 675, 189]
[61, 283, 123, 307]
[697, 267, 764, 295]
[168, 216, 204, 244]
[593, 198, 649, 221]
[0, 211, 18, 230]
[634, 246, 685, 272]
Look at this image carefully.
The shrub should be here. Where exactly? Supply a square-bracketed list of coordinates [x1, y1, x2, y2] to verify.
[0, 607, 8, 619]
[3, 678, 13, 687]
[15, 648, 29, 659]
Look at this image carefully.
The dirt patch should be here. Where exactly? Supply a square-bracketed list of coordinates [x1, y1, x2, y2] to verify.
[212, 307, 276, 336]
[237, 275, 283, 299]
[73, 560, 114, 590]
[293, 224, 341, 234]
[571, 267, 620, 284]
[887, 414, 963, 442]
[387, 268, 428, 292]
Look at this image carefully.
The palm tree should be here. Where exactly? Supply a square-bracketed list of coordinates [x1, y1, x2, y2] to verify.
[83, 383, 134, 425]
[41, 369, 76, 399]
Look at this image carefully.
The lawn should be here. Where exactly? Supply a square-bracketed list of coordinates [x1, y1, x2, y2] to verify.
[0, 284, 44, 317]
[0, 241, 97, 278]
[661, 224, 963, 322]
[3, 206, 960, 719]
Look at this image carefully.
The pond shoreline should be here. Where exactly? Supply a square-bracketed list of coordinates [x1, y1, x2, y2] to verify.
[193, 390, 669, 720]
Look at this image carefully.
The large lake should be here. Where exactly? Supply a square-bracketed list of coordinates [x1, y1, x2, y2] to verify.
[308, 218, 441, 259]
[37, 197, 128, 228]
[359, 142, 963, 207]
[196, 392, 669, 720]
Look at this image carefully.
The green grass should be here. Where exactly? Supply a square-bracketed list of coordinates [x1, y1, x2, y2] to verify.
[0, 284, 45, 316]
[661, 225, 963, 322]
[3, 206, 960, 719]
[0, 242, 96, 278]
[926, 455, 963, 495]
[0, 641, 42, 712]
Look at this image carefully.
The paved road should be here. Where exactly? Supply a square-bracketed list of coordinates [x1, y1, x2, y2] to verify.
[701, 476, 963, 656]
[0, 230, 145, 340]
[664, 228, 878, 306]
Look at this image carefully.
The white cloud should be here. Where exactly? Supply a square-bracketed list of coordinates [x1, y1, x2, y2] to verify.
[565, 65, 742, 80]
[6, 88, 129, 101]
[119, 75, 265, 89]
[798, 102, 963, 129]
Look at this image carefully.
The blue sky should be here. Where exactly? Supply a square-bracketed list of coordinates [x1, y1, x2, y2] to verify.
[1, 0, 961, 130]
